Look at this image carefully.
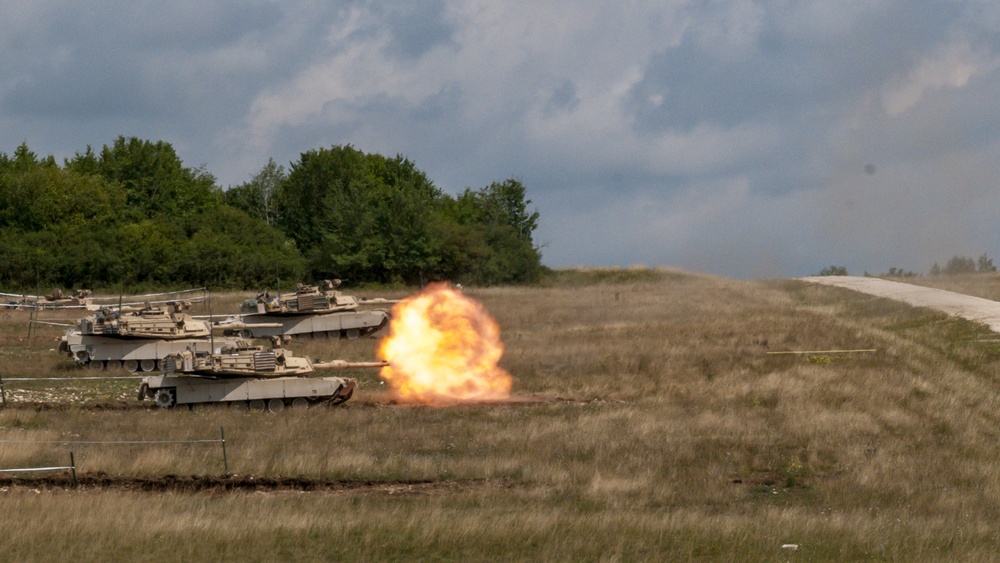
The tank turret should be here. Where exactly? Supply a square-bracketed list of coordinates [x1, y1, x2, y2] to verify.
[161, 336, 387, 378]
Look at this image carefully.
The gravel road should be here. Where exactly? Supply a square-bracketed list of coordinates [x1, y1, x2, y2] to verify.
[800, 276, 1000, 332]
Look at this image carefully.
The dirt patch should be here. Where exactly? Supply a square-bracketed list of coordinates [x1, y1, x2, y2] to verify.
[0, 472, 504, 495]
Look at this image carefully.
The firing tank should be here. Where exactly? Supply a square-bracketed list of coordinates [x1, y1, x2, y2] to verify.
[137, 336, 388, 411]
[58, 301, 237, 372]
[218, 279, 391, 340]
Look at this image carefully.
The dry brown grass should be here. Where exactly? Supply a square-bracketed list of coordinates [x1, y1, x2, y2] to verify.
[3, 271, 1000, 560]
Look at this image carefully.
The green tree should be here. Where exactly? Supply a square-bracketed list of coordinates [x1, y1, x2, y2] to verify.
[977, 254, 996, 273]
[94, 136, 219, 219]
[473, 179, 540, 238]
[943, 256, 976, 274]
[0, 139, 308, 289]
[0, 140, 544, 289]
[224, 157, 285, 226]
[818, 265, 848, 276]
[444, 179, 542, 284]
[64, 145, 100, 176]
[277, 145, 443, 284]
[178, 205, 304, 288]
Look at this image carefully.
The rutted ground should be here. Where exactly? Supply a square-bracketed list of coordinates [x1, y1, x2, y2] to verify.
[0, 473, 504, 494]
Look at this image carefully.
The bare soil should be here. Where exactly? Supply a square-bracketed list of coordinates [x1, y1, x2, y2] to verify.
[0, 472, 501, 494]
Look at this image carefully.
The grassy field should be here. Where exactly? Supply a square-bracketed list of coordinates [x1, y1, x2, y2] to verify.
[3, 270, 1000, 560]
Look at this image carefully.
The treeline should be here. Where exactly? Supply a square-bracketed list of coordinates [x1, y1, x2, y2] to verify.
[0, 138, 542, 289]
[929, 254, 996, 276]
[817, 253, 998, 278]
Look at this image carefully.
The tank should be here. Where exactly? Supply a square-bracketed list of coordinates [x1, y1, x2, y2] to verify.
[3, 288, 93, 310]
[219, 280, 391, 340]
[75, 301, 211, 339]
[58, 301, 228, 372]
[137, 337, 388, 410]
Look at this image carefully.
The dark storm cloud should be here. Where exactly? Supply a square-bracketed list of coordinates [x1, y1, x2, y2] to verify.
[544, 80, 580, 115]
[3, 1, 1000, 277]
[378, 1, 456, 61]
[624, 3, 957, 135]
[2, 2, 281, 119]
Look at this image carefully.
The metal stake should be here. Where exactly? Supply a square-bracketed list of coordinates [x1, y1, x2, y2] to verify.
[0, 374, 6, 409]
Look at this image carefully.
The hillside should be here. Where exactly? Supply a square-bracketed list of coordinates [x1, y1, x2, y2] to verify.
[1, 269, 1000, 560]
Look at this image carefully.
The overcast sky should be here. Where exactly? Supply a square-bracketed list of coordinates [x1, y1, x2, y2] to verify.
[3, 1, 1000, 278]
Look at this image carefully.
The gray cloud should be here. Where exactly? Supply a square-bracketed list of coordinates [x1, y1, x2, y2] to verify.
[2, 1, 1000, 278]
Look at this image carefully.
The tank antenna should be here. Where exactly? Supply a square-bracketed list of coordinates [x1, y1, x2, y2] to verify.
[208, 288, 215, 351]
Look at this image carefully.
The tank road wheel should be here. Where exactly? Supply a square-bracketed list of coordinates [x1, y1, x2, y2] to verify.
[267, 398, 285, 413]
[88, 360, 105, 372]
[239, 329, 254, 339]
[290, 398, 309, 410]
[124, 360, 139, 373]
[140, 359, 157, 372]
[229, 401, 248, 410]
[106, 360, 122, 371]
[345, 329, 360, 340]
[248, 399, 266, 412]
[153, 388, 177, 408]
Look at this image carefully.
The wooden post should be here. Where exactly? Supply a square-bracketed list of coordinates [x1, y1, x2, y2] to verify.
[26, 303, 34, 344]
[70, 451, 78, 489]
[220, 426, 228, 474]
[0, 374, 6, 409]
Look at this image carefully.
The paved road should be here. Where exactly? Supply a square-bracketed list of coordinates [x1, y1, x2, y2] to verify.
[799, 276, 1000, 332]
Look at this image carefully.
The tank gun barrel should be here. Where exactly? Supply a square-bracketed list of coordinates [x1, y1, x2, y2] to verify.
[312, 360, 389, 370]
[212, 320, 285, 330]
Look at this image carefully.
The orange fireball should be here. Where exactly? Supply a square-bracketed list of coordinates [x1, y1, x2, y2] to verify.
[377, 282, 512, 404]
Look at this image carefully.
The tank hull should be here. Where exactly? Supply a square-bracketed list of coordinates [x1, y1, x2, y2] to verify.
[224, 309, 388, 339]
[60, 331, 241, 372]
[139, 374, 355, 408]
